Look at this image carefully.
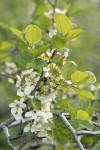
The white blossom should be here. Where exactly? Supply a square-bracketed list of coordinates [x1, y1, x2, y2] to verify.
[49, 29, 57, 38]
[25, 110, 42, 120]
[43, 67, 50, 77]
[64, 52, 68, 58]
[9, 99, 26, 115]
[46, 51, 52, 57]
[17, 86, 34, 101]
[5, 62, 18, 74]
[24, 122, 34, 132]
[44, 8, 66, 19]
[16, 75, 22, 88]
[22, 69, 33, 76]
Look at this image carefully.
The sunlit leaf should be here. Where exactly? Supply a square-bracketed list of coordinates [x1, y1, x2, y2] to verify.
[72, 87, 94, 99]
[65, 29, 83, 41]
[84, 71, 96, 84]
[77, 110, 91, 120]
[25, 24, 42, 44]
[61, 61, 77, 80]
[54, 13, 71, 34]
[0, 41, 11, 50]
[10, 27, 26, 43]
[71, 70, 89, 84]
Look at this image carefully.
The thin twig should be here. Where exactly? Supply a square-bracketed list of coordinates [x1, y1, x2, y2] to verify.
[18, 135, 37, 150]
[0, 71, 17, 82]
[0, 117, 15, 130]
[77, 130, 100, 135]
[2, 126, 17, 150]
[8, 118, 34, 128]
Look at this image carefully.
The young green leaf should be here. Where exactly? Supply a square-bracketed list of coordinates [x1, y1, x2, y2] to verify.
[0, 41, 11, 50]
[10, 27, 26, 43]
[61, 61, 77, 80]
[72, 87, 94, 99]
[65, 29, 83, 41]
[54, 13, 71, 34]
[25, 24, 42, 44]
[71, 70, 89, 84]
[84, 71, 96, 84]
[77, 110, 91, 120]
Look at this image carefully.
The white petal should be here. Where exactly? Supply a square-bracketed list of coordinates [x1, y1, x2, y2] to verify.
[31, 113, 37, 119]
[20, 103, 26, 108]
[13, 114, 23, 120]
[9, 103, 16, 107]
[17, 90, 24, 97]
[22, 69, 33, 75]
[29, 96, 34, 99]
[37, 111, 43, 116]
[31, 125, 36, 133]
[46, 112, 53, 119]
[15, 100, 20, 105]
[36, 124, 42, 129]
[25, 111, 33, 117]
[24, 126, 30, 132]
[45, 72, 50, 77]
[18, 108, 23, 114]
[11, 107, 17, 114]
[38, 130, 47, 137]
[25, 86, 33, 95]
[20, 98, 25, 102]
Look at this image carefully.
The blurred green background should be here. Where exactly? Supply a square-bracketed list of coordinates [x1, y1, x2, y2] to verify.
[0, 0, 100, 149]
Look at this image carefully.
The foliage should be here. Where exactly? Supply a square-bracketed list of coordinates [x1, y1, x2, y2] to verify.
[0, 0, 100, 150]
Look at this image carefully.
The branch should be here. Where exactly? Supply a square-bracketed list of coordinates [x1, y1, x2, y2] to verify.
[2, 126, 17, 150]
[8, 118, 34, 128]
[77, 130, 100, 135]
[48, 0, 58, 27]
[90, 121, 100, 127]
[0, 117, 15, 130]
[0, 71, 17, 82]
[53, 111, 85, 150]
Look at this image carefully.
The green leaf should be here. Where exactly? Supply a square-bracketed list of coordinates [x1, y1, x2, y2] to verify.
[25, 24, 42, 44]
[79, 120, 94, 131]
[72, 87, 94, 99]
[10, 27, 26, 43]
[56, 145, 66, 150]
[53, 128, 68, 145]
[54, 13, 71, 34]
[28, 44, 48, 58]
[68, 104, 76, 118]
[75, 100, 91, 111]
[0, 22, 9, 30]
[84, 71, 96, 84]
[0, 41, 11, 50]
[14, 51, 33, 68]
[65, 29, 83, 41]
[51, 35, 67, 50]
[77, 110, 91, 120]
[93, 143, 100, 150]
[71, 70, 89, 84]
[61, 61, 77, 80]
[70, 119, 94, 131]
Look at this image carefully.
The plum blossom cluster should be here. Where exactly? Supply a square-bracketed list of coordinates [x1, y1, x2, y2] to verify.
[9, 68, 58, 138]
